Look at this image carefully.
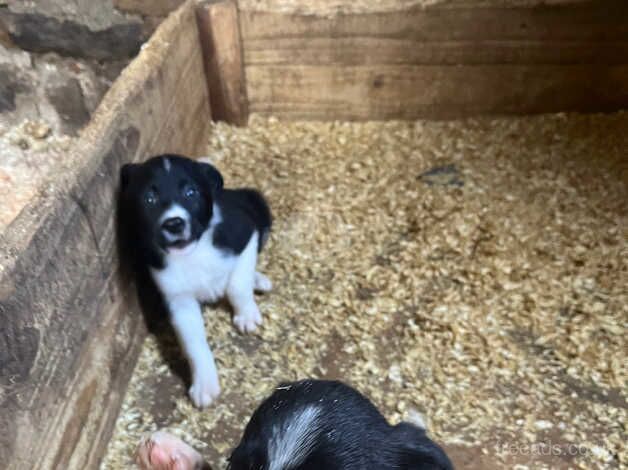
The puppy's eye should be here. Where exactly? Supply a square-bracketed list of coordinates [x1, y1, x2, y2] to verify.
[183, 186, 199, 199]
[144, 190, 158, 205]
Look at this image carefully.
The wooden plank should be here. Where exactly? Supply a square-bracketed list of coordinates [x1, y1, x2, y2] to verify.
[245, 38, 628, 66]
[0, 1, 211, 468]
[196, 0, 248, 125]
[238, 0, 628, 119]
[239, 1, 628, 42]
[246, 64, 628, 120]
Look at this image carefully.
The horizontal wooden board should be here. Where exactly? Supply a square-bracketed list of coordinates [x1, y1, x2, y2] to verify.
[245, 38, 628, 66]
[0, 1, 211, 468]
[237, 0, 600, 16]
[240, 1, 628, 42]
[246, 64, 628, 120]
[239, 0, 628, 119]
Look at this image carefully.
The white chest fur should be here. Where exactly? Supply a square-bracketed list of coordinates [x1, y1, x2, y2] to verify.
[151, 229, 237, 303]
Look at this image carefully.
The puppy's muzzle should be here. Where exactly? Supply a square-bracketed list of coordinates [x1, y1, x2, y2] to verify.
[159, 205, 193, 249]
[162, 217, 185, 236]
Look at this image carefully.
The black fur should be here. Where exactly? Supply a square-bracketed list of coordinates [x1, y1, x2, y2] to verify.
[118, 154, 272, 269]
[229, 380, 454, 470]
[213, 189, 272, 254]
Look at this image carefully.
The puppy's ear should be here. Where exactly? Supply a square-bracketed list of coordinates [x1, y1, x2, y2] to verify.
[390, 423, 453, 470]
[120, 163, 138, 191]
[197, 161, 224, 195]
[227, 442, 265, 470]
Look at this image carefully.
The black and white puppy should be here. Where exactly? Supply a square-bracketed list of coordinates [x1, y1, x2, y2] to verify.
[229, 380, 454, 470]
[136, 379, 453, 470]
[119, 154, 272, 407]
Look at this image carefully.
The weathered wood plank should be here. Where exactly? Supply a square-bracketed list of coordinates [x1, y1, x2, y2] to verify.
[0, 1, 211, 468]
[245, 38, 628, 66]
[246, 64, 628, 120]
[239, 1, 628, 42]
[196, 0, 248, 125]
[239, 0, 628, 120]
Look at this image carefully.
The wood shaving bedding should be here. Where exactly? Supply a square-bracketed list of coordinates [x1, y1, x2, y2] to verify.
[103, 112, 627, 469]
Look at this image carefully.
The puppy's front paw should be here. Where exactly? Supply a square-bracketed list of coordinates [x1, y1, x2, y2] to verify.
[254, 272, 273, 293]
[233, 304, 262, 334]
[189, 373, 220, 408]
[136, 431, 207, 470]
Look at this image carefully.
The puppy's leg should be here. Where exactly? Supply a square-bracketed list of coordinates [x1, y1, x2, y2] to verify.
[227, 234, 262, 334]
[136, 431, 209, 470]
[169, 296, 220, 408]
[254, 271, 272, 293]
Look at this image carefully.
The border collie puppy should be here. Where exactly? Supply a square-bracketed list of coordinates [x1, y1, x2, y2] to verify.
[119, 154, 272, 407]
[135, 380, 453, 470]
[229, 379, 454, 470]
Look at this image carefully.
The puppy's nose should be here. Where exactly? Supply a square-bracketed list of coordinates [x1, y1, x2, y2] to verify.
[162, 217, 185, 235]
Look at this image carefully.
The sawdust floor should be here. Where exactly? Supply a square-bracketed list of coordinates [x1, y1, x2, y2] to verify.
[103, 113, 627, 470]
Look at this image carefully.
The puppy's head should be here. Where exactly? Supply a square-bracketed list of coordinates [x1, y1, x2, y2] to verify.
[119, 154, 223, 264]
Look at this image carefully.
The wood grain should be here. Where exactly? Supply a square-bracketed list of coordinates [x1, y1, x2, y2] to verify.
[0, 1, 211, 468]
[197, 0, 248, 125]
[240, 1, 628, 41]
[246, 64, 628, 120]
[245, 38, 628, 66]
[239, 0, 628, 120]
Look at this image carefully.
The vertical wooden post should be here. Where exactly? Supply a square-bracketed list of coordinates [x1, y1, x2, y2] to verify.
[196, 0, 248, 126]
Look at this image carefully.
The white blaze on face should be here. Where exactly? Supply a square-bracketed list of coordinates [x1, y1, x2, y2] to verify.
[268, 405, 321, 470]
[163, 157, 172, 172]
[159, 203, 191, 243]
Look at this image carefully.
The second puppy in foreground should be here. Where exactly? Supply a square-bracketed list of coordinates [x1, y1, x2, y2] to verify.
[229, 380, 453, 470]
[136, 380, 454, 470]
[120, 154, 272, 407]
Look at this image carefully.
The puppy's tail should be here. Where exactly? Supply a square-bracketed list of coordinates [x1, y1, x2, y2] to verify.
[389, 422, 454, 470]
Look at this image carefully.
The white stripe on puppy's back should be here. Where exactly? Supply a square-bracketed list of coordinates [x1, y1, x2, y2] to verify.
[268, 406, 321, 470]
